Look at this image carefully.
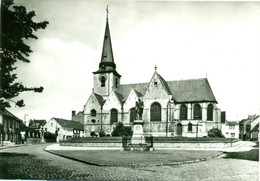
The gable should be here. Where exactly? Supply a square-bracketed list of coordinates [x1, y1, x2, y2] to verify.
[143, 72, 170, 100]
[84, 92, 103, 113]
[103, 90, 122, 111]
[124, 89, 139, 110]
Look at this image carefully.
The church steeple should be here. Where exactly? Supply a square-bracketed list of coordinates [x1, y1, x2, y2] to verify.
[93, 6, 121, 77]
[92, 6, 121, 97]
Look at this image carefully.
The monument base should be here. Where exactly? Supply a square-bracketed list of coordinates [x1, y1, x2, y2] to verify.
[131, 135, 146, 144]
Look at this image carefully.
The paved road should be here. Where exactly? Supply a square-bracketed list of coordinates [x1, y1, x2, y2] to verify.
[0, 142, 258, 180]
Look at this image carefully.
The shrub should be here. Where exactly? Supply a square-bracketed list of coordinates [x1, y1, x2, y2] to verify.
[90, 131, 98, 137]
[208, 128, 225, 138]
[44, 131, 57, 142]
[99, 130, 106, 137]
[111, 122, 133, 137]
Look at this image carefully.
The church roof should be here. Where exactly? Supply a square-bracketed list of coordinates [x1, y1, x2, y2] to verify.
[116, 83, 149, 102]
[156, 72, 172, 95]
[114, 91, 124, 104]
[167, 78, 217, 103]
[116, 78, 217, 104]
[94, 93, 106, 106]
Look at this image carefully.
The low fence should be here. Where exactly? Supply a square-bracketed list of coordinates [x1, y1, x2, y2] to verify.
[60, 137, 123, 147]
[26, 138, 42, 144]
[60, 136, 240, 149]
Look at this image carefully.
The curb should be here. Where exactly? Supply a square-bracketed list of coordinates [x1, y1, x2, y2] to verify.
[44, 148, 109, 167]
[0, 144, 28, 150]
[44, 147, 224, 168]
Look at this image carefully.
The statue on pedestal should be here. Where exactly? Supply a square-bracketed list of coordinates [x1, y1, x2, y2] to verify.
[135, 98, 144, 120]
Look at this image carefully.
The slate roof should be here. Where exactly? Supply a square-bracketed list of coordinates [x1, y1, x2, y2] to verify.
[116, 83, 149, 102]
[167, 78, 217, 103]
[239, 115, 259, 125]
[226, 121, 239, 126]
[0, 108, 22, 121]
[114, 91, 124, 104]
[53, 118, 84, 130]
[116, 77, 217, 104]
[156, 73, 172, 95]
[251, 123, 259, 133]
[94, 93, 106, 106]
[29, 120, 46, 129]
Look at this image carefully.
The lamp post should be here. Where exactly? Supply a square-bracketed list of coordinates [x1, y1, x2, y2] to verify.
[41, 126, 44, 143]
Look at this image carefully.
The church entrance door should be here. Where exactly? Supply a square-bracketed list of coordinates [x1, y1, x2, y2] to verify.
[177, 123, 182, 136]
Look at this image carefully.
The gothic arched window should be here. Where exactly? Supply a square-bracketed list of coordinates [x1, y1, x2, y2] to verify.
[101, 76, 106, 87]
[188, 122, 192, 132]
[180, 104, 187, 120]
[130, 107, 136, 122]
[193, 104, 202, 120]
[91, 109, 96, 117]
[150, 102, 161, 122]
[110, 109, 118, 124]
[207, 104, 214, 121]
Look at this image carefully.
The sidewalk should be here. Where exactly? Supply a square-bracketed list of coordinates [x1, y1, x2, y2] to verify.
[0, 143, 28, 150]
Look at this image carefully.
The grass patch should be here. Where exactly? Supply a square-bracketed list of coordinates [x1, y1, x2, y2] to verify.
[49, 150, 220, 166]
[224, 149, 259, 161]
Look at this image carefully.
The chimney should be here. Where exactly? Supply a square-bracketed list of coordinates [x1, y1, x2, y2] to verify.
[72, 110, 76, 120]
[221, 111, 226, 123]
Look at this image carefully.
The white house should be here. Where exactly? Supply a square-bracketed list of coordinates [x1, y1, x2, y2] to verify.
[221, 121, 239, 138]
[44, 117, 84, 142]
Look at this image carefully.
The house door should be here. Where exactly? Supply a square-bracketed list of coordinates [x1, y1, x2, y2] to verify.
[177, 123, 182, 136]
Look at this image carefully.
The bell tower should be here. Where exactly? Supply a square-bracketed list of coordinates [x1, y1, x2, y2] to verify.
[93, 6, 121, 98]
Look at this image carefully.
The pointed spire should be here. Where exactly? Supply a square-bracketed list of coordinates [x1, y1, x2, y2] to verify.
[93, 6, 121, 78]
[99, 6, 115, 68]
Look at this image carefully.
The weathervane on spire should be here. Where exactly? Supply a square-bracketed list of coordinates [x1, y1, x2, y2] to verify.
[106, 5, 109, 20]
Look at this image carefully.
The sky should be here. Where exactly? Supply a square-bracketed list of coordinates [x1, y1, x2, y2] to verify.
[8, 0, 260, 122]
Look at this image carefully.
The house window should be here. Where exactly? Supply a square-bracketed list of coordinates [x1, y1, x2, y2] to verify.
[231, 133, 235, 138]
[150, 102, 161, 121]
[188, 123, 192, 132]
[130, 107, 136, 122]
[193, 104, 202, 120]
[91, 119, 96, 123]
[45, 128, 47, 131]
[110, 109, 118, 124]
[180, 104, 187, 120]
[207, 104, 214, 121]
[229, 125, 235, 130]
[246, 125, 250, 132]
[91, 109, 96, 117]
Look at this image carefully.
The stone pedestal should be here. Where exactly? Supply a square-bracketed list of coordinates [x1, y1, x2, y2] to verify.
[131, 120, 146, 144]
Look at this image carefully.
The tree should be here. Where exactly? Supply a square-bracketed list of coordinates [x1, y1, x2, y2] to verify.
[207, 128, 225, 138]
[0, 0, 49, 108]
[111, 122, 133, 137]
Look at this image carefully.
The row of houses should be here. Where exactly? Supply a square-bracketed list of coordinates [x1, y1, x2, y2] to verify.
[0, 108, 84, 144]
[220, 114, 259, 140]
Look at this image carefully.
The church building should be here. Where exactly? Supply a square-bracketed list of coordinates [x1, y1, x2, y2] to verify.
[83, 13, 223, 137]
